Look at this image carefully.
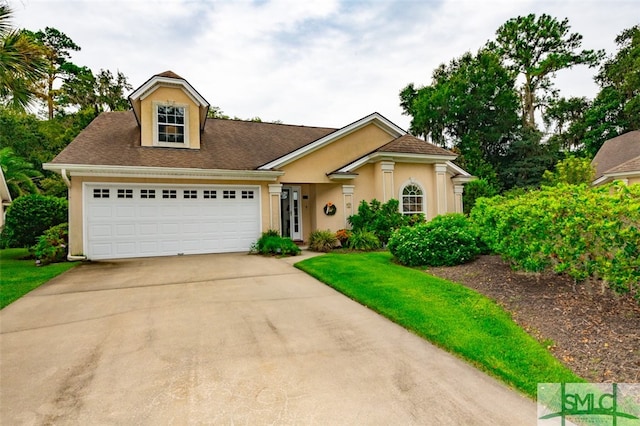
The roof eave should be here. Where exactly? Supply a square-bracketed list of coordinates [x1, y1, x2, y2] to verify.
[43, 163, 284, 182]
[258, 112, 405, 170]
[336, 152, 457, 173]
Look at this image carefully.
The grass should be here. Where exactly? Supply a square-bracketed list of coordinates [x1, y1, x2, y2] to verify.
[0, 248, 77, 309]
[296, 251, 583, 398]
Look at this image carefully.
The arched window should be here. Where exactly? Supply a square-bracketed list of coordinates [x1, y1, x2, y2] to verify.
[401, 183, 425, 215]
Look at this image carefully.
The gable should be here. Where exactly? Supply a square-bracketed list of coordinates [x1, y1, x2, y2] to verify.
[279, 122, 398, 182]
[128, 72, 210, 150]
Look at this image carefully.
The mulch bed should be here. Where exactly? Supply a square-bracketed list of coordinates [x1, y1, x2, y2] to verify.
[426, 255, 640, 383]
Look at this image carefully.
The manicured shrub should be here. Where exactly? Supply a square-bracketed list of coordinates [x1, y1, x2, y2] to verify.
[1, 194, 68, 248]
[309, 229, 338, 252]
[471, 182, 640, 297]
[348, 199, 411, 245]
[388, 213, 481, 267]
[251, 231, 300, 256]
[31, 223, 68, 265]
[347, 230, 381, 251]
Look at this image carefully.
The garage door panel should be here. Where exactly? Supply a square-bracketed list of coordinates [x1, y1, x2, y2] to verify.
[139, 206, 158, 217]
[91, 206, 113, 218]
[139, 223, 158, 235]
[116, 206, 135, 218]
[115, 224, 135, 236]
[86, 184, 260, 260]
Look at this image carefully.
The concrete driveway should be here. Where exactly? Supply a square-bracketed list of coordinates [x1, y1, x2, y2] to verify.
[1, 252, 536, 425]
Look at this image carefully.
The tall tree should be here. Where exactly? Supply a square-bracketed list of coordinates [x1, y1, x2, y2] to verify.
[59, 67, 131, 113]
[0, 2, 46, 110]
[491, 13, 603, 128]
[27, 27, 80, 119]
[0, 146, 42, 198]
[581, 24, 640, 157]
[543, 96, 590, 152]
[400, 49, 520, 186]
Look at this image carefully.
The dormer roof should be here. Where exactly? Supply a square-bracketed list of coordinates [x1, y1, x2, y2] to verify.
[128, 71, 210, 130]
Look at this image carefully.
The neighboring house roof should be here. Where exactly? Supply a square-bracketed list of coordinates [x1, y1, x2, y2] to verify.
[592, 130, 640, 184]
[0, 167, 11, 204]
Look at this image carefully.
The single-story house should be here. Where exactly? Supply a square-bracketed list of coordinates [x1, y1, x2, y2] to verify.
[0, 168, 11, 228]
[44, 71, 474, 260]
[592, 130, 640, 186]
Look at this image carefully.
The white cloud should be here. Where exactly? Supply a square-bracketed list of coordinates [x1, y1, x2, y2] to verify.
[9, 0, 640, 129]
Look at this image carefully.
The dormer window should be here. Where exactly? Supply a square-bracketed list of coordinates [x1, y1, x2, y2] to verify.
[153, 102, 189, 147]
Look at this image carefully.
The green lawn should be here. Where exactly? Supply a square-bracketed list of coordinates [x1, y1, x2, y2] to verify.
[296, 251, 582, 398]
[0, 248, 77, 309]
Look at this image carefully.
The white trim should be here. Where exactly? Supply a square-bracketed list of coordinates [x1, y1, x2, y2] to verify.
[43, 163, 284, 181]
[82, 182, 261, 259]
[0, 168, 11, 203]
[258, 113, 406, 170]
[398, 179, 426, 216]
[130, 76, 208, 108]
[592, 171, 640, 186]
[335, 152, 457, 173]
[153, 101, 190, 148]
[446, 161, 472, 177]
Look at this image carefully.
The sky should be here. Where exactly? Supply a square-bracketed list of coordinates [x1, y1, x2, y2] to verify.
[10, 0, 640, 131]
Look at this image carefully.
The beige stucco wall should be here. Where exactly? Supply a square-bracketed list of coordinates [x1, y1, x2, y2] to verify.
[281, 123, 395, 182]
[140, 86, 201, 149]
[627, 176, 640, 185]
[67, 176, 271, 256]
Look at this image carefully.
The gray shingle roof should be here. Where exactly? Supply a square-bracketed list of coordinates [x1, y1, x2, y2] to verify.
[592, 130, 640, 178]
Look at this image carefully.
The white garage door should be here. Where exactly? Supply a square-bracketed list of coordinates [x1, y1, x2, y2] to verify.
[84, 183, 261, 260]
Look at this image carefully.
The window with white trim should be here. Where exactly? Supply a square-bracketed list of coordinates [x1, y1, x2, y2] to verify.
[154, 103, 188, 146]
[141, 189, 156, 199]
[183, 190, 197, 199]
[401, 183, 425, 215]
[223, 190, 236, 199]
[203, 190, 217, 199]
[241, 190, 254, 199]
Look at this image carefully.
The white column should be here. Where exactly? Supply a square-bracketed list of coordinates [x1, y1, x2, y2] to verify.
[342, 185, 355, 228]
[268, 184, 282, 233]
[435, 163, 448, 215]
[454, 185, 464, 213]
[381, 161, 395, 202]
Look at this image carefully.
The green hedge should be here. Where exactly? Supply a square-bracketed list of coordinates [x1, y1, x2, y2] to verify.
[471, 182, 640, 296]
[388, 213, 481, 267]
[1, 194, 68, 248]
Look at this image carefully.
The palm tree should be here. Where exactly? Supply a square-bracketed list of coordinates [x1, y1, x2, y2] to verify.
[0, 147, 42, 198]
[0, 2, 46, 110]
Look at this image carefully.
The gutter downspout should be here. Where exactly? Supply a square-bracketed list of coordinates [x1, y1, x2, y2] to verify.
[61, 169, 88, 261]
[61, 168, 71, 188]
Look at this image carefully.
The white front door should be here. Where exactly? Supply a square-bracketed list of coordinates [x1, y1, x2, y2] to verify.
[280, 186, 302, 241]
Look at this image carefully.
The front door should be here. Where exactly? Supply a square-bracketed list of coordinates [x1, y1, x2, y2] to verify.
[281, 186, 302, 241]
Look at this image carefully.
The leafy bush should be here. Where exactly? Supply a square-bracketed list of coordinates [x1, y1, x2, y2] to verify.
[309, 229, 338, 252]
[462, 178, 499, 214]
[251, 231, 300, 256]
[347, 230, 381, 251]
[388, 213, 480, 267]
[31, 223, 68, 265]
[348, 199, 410, 245]
[1, 194, 68, 248]
[471, 182, 640, 296]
